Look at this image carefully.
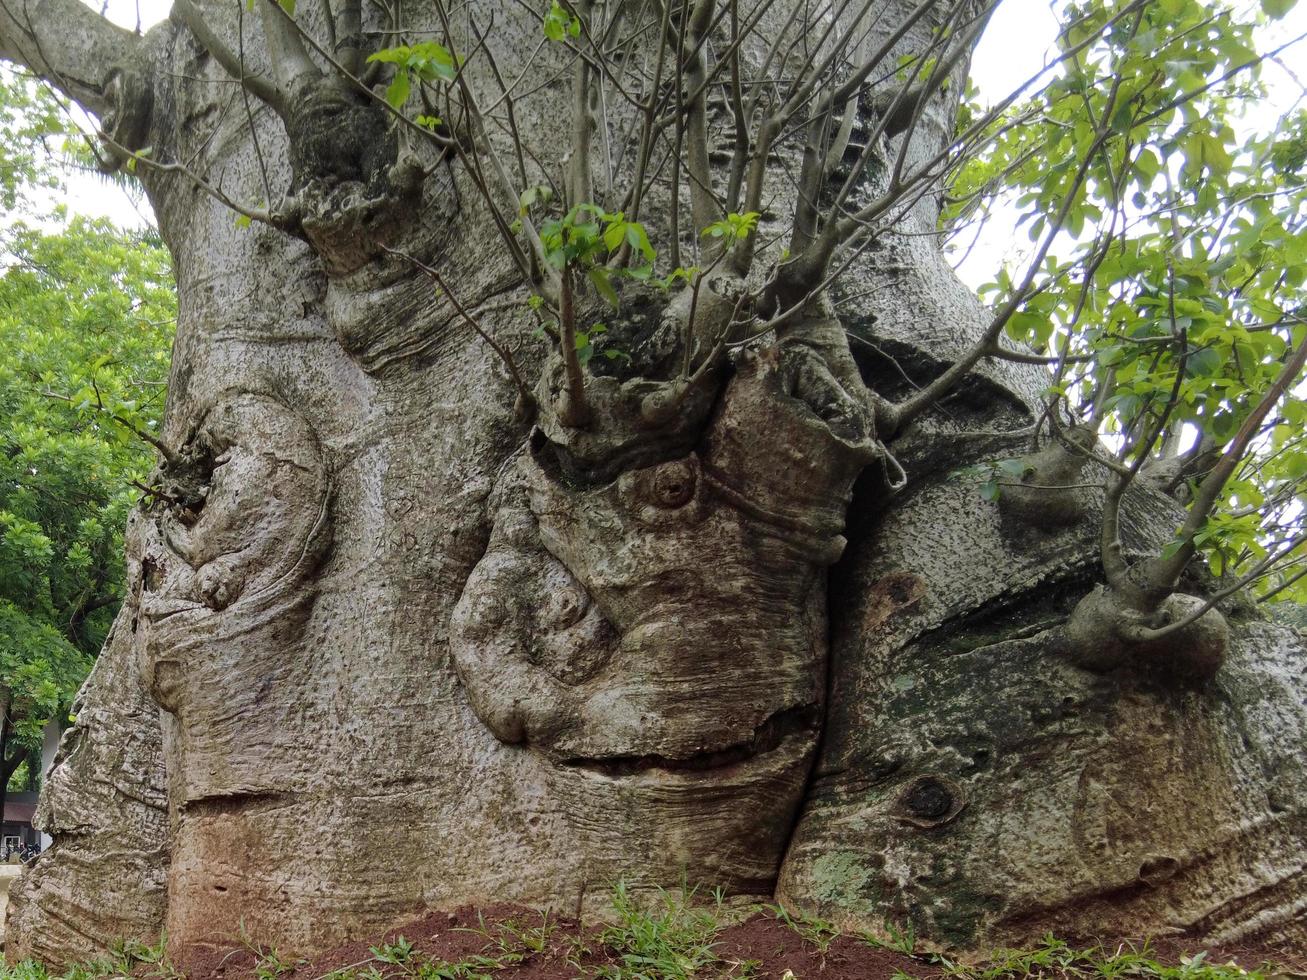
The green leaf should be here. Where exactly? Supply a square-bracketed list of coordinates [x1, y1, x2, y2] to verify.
[1159, 539, 1186, 562]
[703, 211, 760, 241]
[543, 0, 580, 41]
[602, 219, 626, 253]
[518, 185, 552, 214]
[385, 70, 411, 110]
[995, 458, 1031, 479]
[588, 266, 619, 308]
[625, 222, 655, 262]
[1185, 347, 1223, 377]
[1260, 0, 1295, 19]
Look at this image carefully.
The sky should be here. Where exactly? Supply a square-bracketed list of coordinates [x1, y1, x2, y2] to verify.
[955, 0, 1307, 285]
[46, 0, 1307, 290]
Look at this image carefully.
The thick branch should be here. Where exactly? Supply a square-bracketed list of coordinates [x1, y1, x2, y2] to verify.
[1141, 339, 1307, 594]
[335, 0, 360, 74]
[0, 0, 143, 113]
[682, 0, 719, 240]
[171, 0, 284, 110]
[258, 0, 323, 97]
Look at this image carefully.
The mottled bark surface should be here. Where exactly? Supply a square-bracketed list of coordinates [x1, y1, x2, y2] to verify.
[6, 600, 168, 961]
[3, 0, 1305, 965]
[778, 437, 1307, 947]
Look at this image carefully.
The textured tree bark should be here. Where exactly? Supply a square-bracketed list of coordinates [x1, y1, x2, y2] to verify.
[3, 0, 1305, 966]
[6, 603, 168, 962]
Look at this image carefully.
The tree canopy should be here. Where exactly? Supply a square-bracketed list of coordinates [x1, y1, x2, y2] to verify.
[947, 0, 1307, 610]
[0, 72, 174, 792]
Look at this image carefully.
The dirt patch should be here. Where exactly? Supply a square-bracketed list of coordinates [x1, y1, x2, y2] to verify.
[170, 904, 1307, 980]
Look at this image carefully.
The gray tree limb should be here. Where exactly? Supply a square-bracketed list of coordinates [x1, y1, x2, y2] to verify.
[0, 0, 143, 114]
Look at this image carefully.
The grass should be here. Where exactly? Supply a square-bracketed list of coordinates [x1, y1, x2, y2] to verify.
[0, 935, 182, 980]
[236, 922, 303, 980]
[588, 881, 733, 979]
[0, 889, 1288, 980]
[933, 936, 1282, 980]
[769, 904, 839, 957]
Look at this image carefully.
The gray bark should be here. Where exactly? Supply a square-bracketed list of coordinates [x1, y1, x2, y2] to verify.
[3, 0, 1305, 964]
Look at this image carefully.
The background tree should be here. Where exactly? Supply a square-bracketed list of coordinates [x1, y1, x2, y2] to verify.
[2, 0, 1306, 964]
[0, 72, 175, 822]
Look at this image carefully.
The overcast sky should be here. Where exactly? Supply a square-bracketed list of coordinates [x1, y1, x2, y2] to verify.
[47, 0, 1307, 289]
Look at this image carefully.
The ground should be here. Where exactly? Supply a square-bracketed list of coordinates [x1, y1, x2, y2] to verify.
[7, 892, 1303, 980]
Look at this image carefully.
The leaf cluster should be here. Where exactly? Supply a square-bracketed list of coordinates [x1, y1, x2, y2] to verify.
[947, 0, 1307, 600]
[0, 214, 174, 776]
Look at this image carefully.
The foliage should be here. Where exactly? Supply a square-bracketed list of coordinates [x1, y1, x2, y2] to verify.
[0, 69, 64, 212]
[537, 204, 656, 299]
[0, 934, 180, 980]
[946, 0, 1307, 601]
[542, 0, 582, 42]
[0, 210, 174, 786]
[367, 43, 459, 110]
[937, 935, 1282, 980]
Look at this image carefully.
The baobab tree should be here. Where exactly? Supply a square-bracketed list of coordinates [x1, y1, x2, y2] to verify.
[3, 0, 1306, 965]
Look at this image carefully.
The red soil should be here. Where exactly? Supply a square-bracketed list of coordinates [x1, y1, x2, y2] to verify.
[172, 904, 1307, 980]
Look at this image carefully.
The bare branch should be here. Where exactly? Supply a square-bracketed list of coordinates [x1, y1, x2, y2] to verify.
[257, 0, 324, 96]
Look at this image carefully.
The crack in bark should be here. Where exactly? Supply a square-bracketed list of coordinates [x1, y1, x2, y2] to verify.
[182, 790, 300, 816]
[559, 703, 820, 777]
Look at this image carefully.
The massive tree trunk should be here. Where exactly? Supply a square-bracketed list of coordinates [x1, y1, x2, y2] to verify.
[4, 0, 1306, 965]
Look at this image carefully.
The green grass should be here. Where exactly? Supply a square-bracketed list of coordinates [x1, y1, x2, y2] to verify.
[236, 922, 302, 980]
[0, 934, 180, 980]
[932, 936, 1280, 980]
[588, 881, 730, 979]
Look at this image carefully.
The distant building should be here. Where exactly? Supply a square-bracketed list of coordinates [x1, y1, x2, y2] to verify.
[2, 791, 38, 855]
[2, 721, 60, 857]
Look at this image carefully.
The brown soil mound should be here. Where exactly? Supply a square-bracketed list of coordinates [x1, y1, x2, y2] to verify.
[173, 905, 1307, 980]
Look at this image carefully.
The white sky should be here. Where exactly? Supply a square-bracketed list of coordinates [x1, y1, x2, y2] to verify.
[48, 0, 1307, 292]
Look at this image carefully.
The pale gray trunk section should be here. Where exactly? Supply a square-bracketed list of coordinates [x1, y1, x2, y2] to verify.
[778, 431, 1307, 946]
